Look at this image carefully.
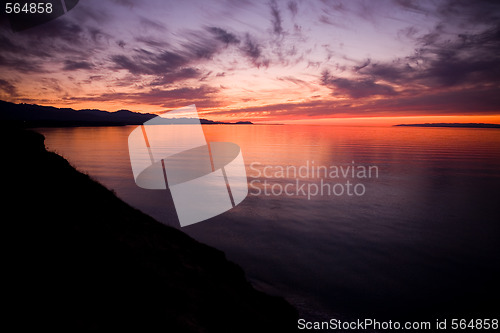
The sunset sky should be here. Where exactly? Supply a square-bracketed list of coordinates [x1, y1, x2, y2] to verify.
[1, 0, 499, 124]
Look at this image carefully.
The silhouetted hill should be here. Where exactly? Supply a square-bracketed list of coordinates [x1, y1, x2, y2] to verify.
[2, 128, 295, 332]
[0, 100, 252, 126]
[0, 100, 156, 126]
[394, 123, 500, 128]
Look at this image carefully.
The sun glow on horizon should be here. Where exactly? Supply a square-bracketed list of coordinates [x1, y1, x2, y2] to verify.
[263, 115, 500, 126]
[17, 99, 500, 126]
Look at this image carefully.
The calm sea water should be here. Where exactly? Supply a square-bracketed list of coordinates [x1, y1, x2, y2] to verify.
[37, 125, 500, 321]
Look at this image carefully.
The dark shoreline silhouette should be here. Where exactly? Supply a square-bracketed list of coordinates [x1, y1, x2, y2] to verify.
[395, 123, 500, 128]
[2, 128, 295, 332]
[0, 100, 253, 127]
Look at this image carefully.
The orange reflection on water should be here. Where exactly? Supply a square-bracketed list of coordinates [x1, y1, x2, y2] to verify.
[201, 125, 500, 172]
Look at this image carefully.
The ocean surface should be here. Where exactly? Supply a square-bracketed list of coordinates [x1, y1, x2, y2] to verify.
[37, 125, 500, 322]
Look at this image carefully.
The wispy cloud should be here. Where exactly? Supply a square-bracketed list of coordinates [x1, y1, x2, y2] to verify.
[269, 0, 284, 36]
[321, 72, 397, 98]
[63, 60, 94, 71]
[0, 79, 18, 97]
[65, 85, 221, 109]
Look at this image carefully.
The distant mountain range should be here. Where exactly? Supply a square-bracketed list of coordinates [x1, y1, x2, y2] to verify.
[0, 100, 252, 127]
[395, 123, 500, 128]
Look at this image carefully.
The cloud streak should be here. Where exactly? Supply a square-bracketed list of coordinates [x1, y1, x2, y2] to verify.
[65, 85, 221, 109]
[0, 79, 17, 97]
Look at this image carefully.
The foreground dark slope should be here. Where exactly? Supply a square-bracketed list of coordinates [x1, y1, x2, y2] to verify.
[3, 128, 297, 332]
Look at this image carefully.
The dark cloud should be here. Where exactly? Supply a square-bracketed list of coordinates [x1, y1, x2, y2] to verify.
[241, 34, 260, 59]
[207, 27, 240, 45]
[362, 61, 408, 83]
[39, 78, 65, 94]
[353, 58, 371, 72]
[180, 32, 220, 60]
[111, 49, 188, 75]
[65, 85, 221, 109]
[111, 54, 144, 75]
[277, 76, 311, 87]
[111, 27, 242, 81]
[204, 100, 332, 117]
[321, 69, 397, 98]
[374, 23, 500, 88]
[422, 25, 500, 87]
[317, 1, 348, 29]
[393, 0, 424, 14]
[331, 77, 397, 98]
[111, 0, 135, 7]
[0, 54, 45, 73]
[0, 79, 17, 96]
[395, 0, 500, 29]
[269, 0, 283, 36]
[380, 86, 500, 114]
[199, 71, 213, 82]
[150, 68, 203, 86]
[312, 2, 500, 119]
[70, 2, 110, 24]
[241, 34, 269, 68]
[88, 27, 111, 43]
[0, 34, 22, 54]
[139, 17, 167, 31]
[135, 36, 169, 48]
[435, 0, 500, 27]
[18, 18, 84, 44]
[0, 4, 112, 77]
[63, 60, 94, 71]
[397, 26, 419, 40]
[321, 0, 346, 12]
[315, 14, 500, 115]
[318, 15, 343, 28]
[287, 1, 298, 17]
[0, 30, 51, 58]
[321, 15, 500, 102]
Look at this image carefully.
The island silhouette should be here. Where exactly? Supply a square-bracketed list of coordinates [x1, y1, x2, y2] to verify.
[0, 100, 252, 127]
